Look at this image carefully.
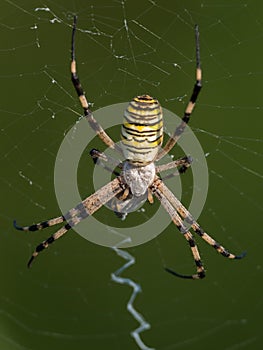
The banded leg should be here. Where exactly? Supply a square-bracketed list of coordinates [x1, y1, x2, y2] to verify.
[16, 176, 126, 267]
[156, 25, 202, 161]
[150, 179, 205, 279]
[90, 148, 123, 176]
[14, 216, 65, 232]
[155, 155, 193, 175]
[155, 177, 246, 260]
[71, 16, 122, 154]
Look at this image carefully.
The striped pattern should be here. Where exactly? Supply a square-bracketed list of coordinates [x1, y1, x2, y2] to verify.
[121, 95, 163, 164]
[14, 176, 125, 267]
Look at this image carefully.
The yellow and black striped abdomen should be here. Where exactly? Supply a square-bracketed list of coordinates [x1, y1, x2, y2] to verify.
[121, 95, 163, 164]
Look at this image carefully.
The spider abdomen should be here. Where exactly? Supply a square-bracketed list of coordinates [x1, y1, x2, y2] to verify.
[121, 95, 163, 164]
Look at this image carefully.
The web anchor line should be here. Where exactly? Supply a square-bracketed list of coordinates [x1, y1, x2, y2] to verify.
[111, 239, 155, 350]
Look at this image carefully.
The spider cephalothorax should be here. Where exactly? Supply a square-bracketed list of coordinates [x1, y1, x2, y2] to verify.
[122, 161, 156, 197]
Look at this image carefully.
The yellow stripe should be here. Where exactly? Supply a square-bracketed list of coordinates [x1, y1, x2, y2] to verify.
[121, 135, 163, 148]
[123, 122, 163, 132]
[127, 105, 161, 118]
[133, 96, 157, 104]
[121, 95, 163, 163]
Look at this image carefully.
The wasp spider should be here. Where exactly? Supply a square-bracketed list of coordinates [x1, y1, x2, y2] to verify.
[14, 17, 245, 278]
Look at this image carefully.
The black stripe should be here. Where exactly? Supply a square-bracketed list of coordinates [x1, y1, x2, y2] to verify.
[47, 236, 55, 244]
[184, 216, 194, 225]
[127, 100, 161, 109]
[188, 238, 196, 247]
[28, 224, 39, 232]
[65, 223, 72, 230]
[122, 146, 152, 155]
[221, 250, 230, 257]
[41, 221, 50, 229]
[123, 130, 158, 139]
[134, 95, 157, 102]
[190, 82, 202, 103]
[76, 202, 89, 219]
[182, 114, 190, 123]
[125, 111, 163, 121]
[124, 114, 162, 125]
[131, 97, 158, 105]
[123, 121, 162, 130]
[71, 74, 84, 97]
[36, 242, 46, 253]
[121, 133, 163, 144]
[195, 227, 204, 236]
[122, 126, 162, 138]
[213, 242, 221, 249]
[195, 259, 202, 267]
[198, 271, 206, 279]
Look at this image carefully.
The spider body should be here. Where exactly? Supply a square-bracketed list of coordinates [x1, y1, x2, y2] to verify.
[14, 17, 245, 277]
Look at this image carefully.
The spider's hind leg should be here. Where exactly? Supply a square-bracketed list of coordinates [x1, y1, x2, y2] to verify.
[156, 178, 246, 260]
[13, 216, 65, 232]
[151, 180, 205, 279]
[23, 176, 125, 267]
[27, 224, 70, 268]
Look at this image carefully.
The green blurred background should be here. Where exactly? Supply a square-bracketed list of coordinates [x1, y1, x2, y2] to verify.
[0, 0, 262, 349]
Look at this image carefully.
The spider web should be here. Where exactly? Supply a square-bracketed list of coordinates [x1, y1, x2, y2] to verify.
[0, 0, 262, 349]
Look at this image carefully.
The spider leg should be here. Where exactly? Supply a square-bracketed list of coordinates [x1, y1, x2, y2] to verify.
[155, 155, 193, 175]
[71, 16, 122, 154]
[90, 148, 123, 176]
[155, 177, 246, 260]
[156, 25, 202, 161]
[21, 176, 126, 267]
[27, 225, 69, 268]
[150, 177, 205, 279]
[13, 216, 65, 232]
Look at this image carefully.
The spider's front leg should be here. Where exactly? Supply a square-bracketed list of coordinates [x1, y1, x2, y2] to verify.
[89, 148, 123, 176]
[71, 16, 122, 154]
[157, 25, 202, 161]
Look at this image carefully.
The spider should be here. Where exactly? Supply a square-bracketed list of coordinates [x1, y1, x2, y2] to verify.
[14, 17, 245, 278]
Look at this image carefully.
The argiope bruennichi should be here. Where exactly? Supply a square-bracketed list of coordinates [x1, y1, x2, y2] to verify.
[14, 17, 245, 278]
